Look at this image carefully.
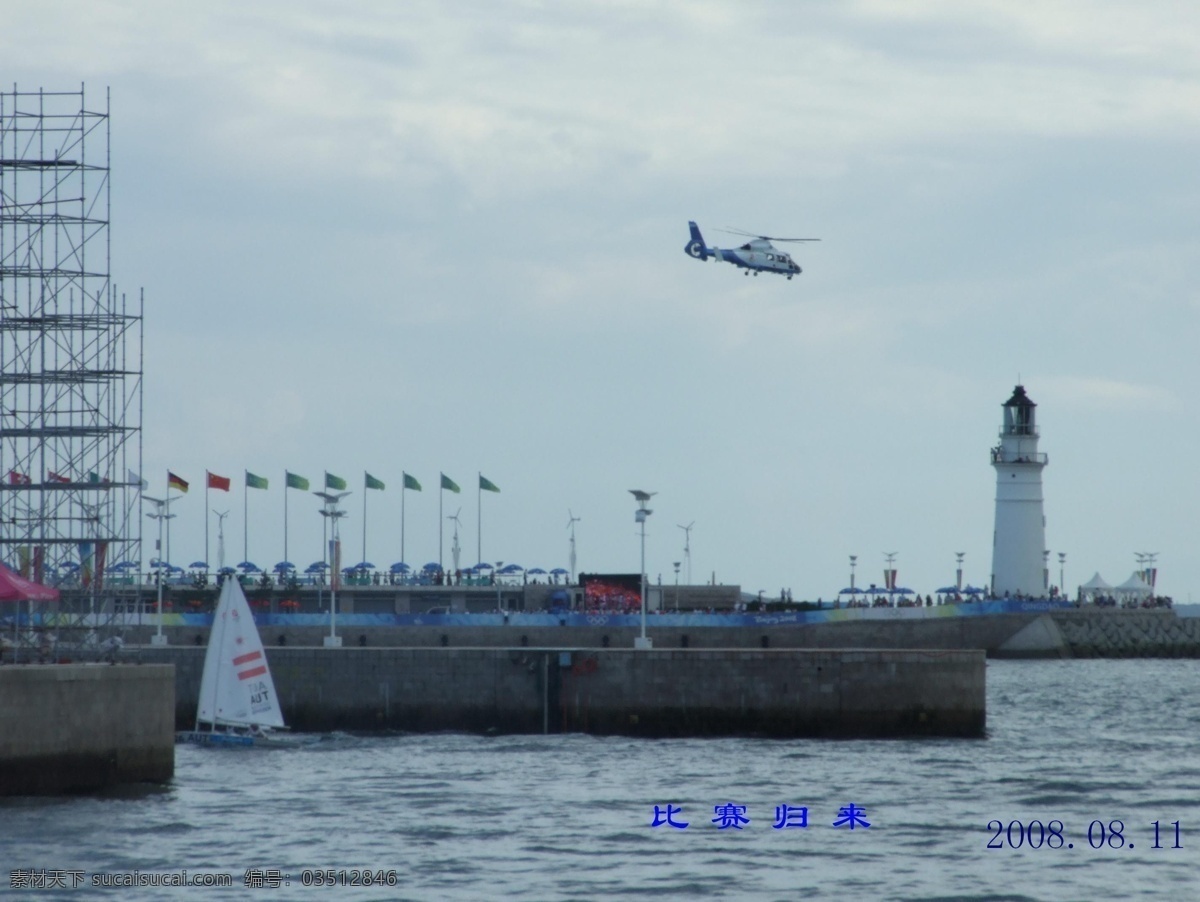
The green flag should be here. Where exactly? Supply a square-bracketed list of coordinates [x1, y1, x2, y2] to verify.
[325, 472, 347, 491]
[440, 473, 460, 493]
[365, 472, 385, 491]
[246, 471, 269, 490]
[479, 474, 500, 493]
[403, 473, 422, 491]
[285, 471, 309, 491]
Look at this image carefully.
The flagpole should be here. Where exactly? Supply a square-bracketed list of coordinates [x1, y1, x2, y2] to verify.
[477, 471, 482, 567]
[439, 473, 444, 571]
[401, 478, 406, 567]
[362, 471, 368, 566]
[284, 471, 289, 566]
[205, 474, 210, 567]
[243, 471, 248, 564]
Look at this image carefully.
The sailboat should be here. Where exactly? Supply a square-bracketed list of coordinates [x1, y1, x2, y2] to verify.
[177, 575, 286, 747]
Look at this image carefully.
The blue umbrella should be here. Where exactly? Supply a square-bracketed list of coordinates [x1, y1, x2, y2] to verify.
[307, 560, 329, 570]
[422, 562, 442, 572]
[341, 566, 356, 574]
[110, 561, 137, 571]
[839, 587, 863, 594]
[550, 568, 569, 575]
[354, 561, 375, 570]
[218, 566, 236, 575]
[936, 586, 960, 594]
[473, 562, 494, 570]
[963, 585, 984, 595]
[527, 567, 547, 575]
[237, 561, 258, 571]
[274, 561, 296, 572]
[190, 560, 209, 569]
[866, 587, 889, 595]
[149, 558, 167, 568]
[894, 587, 914, 595]
[499, 563, 523, 573]
[390, 562, 411, 573]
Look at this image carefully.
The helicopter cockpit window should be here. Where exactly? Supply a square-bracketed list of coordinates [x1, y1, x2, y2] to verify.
[739, 243, 752, 251]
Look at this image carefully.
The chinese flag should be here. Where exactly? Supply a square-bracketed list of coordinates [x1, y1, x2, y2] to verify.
[207, 471, 231, 492]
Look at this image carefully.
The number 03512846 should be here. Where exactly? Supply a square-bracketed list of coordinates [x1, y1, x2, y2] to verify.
[986, 819, 1182, 851]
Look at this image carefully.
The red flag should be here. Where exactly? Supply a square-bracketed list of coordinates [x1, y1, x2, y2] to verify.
[7, 470, 30, 485]
[206, 471, 231, 492]
[47, 471, 71, 484]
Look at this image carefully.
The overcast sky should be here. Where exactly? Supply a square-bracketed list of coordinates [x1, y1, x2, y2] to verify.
[7, 1, 1200, 598]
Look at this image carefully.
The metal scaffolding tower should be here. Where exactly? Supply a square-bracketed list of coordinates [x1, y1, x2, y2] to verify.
[0, 85, 142, 594]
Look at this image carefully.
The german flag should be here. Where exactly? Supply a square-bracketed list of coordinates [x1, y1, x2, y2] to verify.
[167, 471, 189, 493]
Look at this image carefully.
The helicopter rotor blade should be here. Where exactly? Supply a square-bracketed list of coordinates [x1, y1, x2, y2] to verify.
[719, 226, 819, 242]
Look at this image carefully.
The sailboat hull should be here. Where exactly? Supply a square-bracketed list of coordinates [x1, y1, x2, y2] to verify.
[176, 730, 255, 748]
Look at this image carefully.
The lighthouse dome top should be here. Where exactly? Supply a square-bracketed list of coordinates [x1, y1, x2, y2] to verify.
[1003, 384, 1036, 409]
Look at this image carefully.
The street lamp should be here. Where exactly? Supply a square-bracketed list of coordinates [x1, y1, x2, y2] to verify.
[849, 555, 857, 591]
[630, 490, 655, 649]
[144, 495, 177, 646]
[1043, 549, 1051, 594]
[1058, 552, 1066, 597]
[673, 561, 681, 611]
[955, 552, 965, 591]
[1138, 551, 1158, 590]
[316, 490, 351, 647]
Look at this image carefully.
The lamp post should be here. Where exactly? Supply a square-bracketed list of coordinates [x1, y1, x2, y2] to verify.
[1058, 552, 1066, 597]
[630, 490, 655, 649]
[673, 561, 681, 611]
[955, 552, 965, 591]
[884, 551, 897, 603]
[316, 490, 350, 647]
[849, 555, 857, 591]
[1043, 549, 1051, 595]
[1138, 551, 1158, 590]
[144, 495, 177, 646]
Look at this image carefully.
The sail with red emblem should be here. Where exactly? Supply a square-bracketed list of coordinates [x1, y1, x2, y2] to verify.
[196, 576, 285, 730]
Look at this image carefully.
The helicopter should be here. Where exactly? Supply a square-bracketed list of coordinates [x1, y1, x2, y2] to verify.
[684, 221, 818, 279]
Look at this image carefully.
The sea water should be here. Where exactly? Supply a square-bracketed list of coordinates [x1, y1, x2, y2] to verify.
[2, 659, 1198, 900]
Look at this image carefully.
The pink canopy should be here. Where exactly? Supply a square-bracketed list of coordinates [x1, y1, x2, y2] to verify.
[0, 566, 60, 602]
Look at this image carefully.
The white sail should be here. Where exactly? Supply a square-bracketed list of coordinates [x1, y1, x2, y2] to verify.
[196, 577, 285, 729]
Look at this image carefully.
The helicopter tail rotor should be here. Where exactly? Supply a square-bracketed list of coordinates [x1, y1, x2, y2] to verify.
[684, 221, 711, 261]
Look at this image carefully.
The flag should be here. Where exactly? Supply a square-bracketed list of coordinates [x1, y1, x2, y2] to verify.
[88, 472, 109, 484]
[286, 471, 309, 491]
[47, 471, 71, 484]
[325, 472, 347, 491]
[7, 470, 30, 485]
[365, 473, 385, 491]
[246, 471, 269, 490]
[479, 475, 500, 493]
[207, 471, 231, 492]
[440, 473, 460, 493]
[128, 469, 149, 489]
[403, 473, 421, 491]
[167, 472, 189, 493]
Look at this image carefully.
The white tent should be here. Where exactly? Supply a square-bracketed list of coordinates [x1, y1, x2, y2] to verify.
[1080, 572, 1112, 591]
[1114, 573, 1153, 596]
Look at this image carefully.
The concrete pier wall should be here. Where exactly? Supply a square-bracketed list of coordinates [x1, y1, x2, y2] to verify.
[0, 664, 175, 795]
[138, 647, 985, 739]
[116, 609, 1200, 658]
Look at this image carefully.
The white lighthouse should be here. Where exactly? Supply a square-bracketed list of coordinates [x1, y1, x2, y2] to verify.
[990, 385, 1048, 597]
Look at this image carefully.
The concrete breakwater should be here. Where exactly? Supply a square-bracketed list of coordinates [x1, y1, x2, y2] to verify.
[114, 608, 1200, 658]
[1046, 610, 1200, 658]
[138, 646, 986, 739]
[0, 664, 175, 795]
